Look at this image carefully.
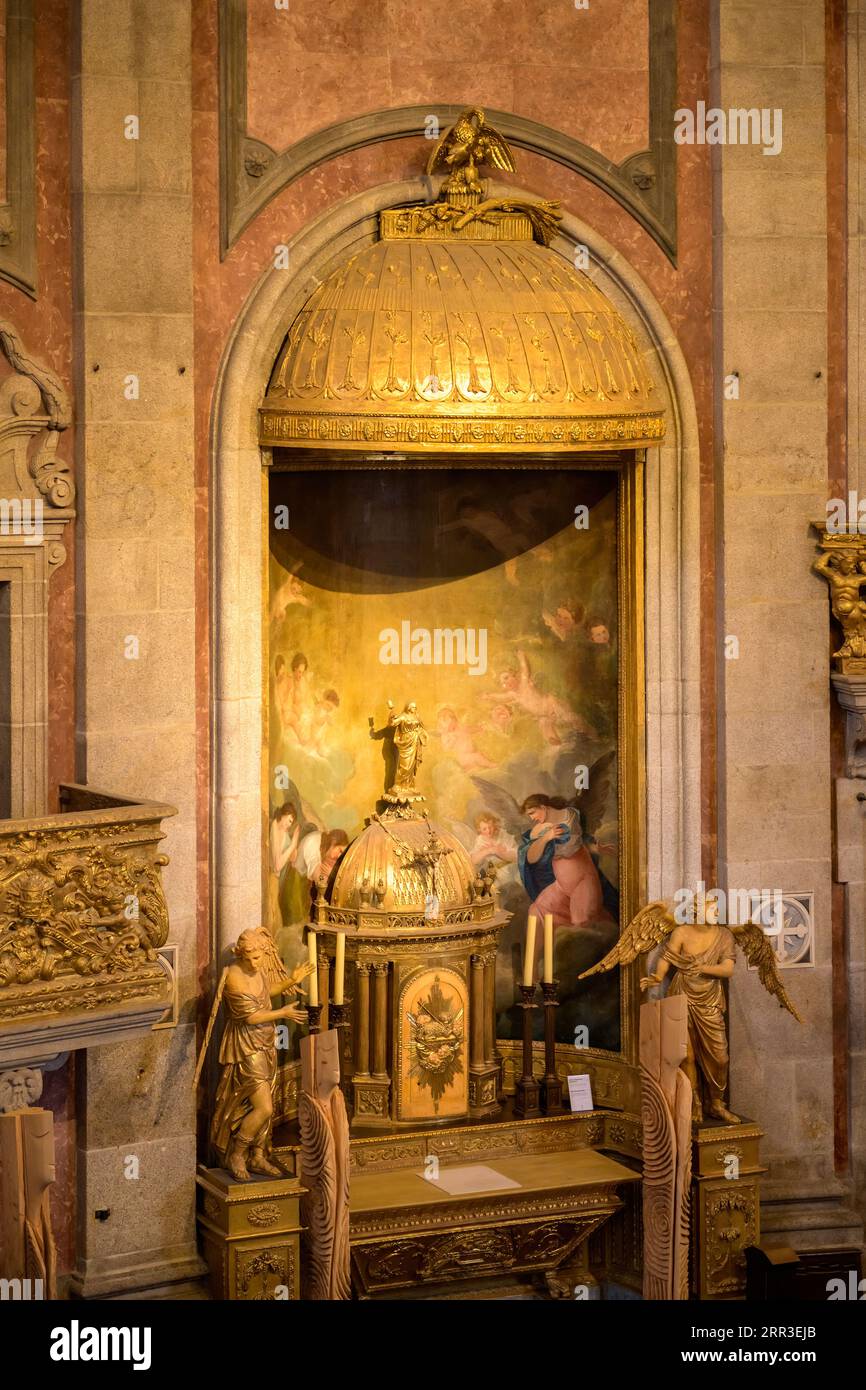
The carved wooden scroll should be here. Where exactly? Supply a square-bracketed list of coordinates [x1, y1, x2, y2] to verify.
[299, 1029, 351, 1300]
[639, 995, 691, 1299]
[0, 1106, 57, 1297]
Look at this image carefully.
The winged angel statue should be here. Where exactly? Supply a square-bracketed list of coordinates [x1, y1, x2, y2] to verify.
[580, 898, 803, 1125]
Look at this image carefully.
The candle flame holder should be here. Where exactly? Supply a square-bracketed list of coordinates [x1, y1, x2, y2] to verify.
[514, 983, 540, 1118]
[540, 979, 564, 1114]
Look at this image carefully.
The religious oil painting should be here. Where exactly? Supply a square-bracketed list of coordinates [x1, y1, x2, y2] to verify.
[267, 466, 623, 1051]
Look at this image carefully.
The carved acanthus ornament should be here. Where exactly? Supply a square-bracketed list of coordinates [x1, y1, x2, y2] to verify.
[0, 320, 75, 574]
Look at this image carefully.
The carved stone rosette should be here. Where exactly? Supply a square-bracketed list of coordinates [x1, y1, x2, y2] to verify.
[0, 784, 176, 1063]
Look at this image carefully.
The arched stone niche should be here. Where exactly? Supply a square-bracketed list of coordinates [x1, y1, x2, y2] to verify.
[210, 177, 702, 972]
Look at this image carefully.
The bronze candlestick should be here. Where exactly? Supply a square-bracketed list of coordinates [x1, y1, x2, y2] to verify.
[514, 983, 540, 1118]
[540, 980, 564, 1114]
[307, 1002, 323, 1034]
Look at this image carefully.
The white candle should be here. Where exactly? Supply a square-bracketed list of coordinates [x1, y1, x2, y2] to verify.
[543, 914, 554, 984]
[334, 932, 345, 1005]
[523, 915, 537, 988]
[307, 931, 318, 1006]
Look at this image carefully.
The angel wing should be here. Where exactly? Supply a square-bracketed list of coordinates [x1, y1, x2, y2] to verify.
[731, 921, 803, 1022]
[469, 776, 524, 840]
[257, 933, 314, 993]
[440, 817, 476, 854]
[574, 749, 617, 842]
[578, 900, 675, 979]
[280, 775, 325, 837]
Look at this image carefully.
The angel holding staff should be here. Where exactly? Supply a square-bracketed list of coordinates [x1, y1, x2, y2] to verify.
[195, 928, 313, 1182]
[580, 897, 803, 1126]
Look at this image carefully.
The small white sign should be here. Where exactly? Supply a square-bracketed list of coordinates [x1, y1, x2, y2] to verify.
[567, 1073, 594, 1112]
[424, 894, 440, 920]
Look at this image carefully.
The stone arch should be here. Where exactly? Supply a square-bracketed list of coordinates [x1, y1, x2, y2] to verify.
[210, 177, 702, 957]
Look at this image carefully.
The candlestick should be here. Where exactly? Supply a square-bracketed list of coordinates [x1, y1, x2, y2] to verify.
[514, 983, 540, 1118]
[334, 932, 345, 1005]
[306, 1002, 323, 1034]
[328, 999, 350, 1099]
[522, 914, 537, 988]
[540, 980, 564, 1114]
[307, 930, 318, 1006]
[543, 913, 553, 984]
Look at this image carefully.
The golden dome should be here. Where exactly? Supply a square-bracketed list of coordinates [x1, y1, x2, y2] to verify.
[312, 812, 502, 933]
[259, 194, 665, 455]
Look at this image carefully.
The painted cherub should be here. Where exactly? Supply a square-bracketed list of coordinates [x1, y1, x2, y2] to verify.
[434, 706, 495, 772]
[487, 650, 597, 745]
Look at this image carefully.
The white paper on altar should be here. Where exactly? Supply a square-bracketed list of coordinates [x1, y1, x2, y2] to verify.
[418, 1164, 521, 1196]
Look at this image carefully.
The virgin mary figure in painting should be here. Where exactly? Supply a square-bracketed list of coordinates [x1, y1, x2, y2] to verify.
[518, 794, 611, 927]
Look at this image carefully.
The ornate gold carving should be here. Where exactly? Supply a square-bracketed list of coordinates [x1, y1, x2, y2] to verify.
[705, 1186, 758, 1297]
[247, 1202, 281, 1229]
[355, 1086, 388, 1117]
[355, 1217, 592, 1291]
[350, 1185, 621, 1241]
[236, 1247, 292, 1300]
[0, 819, 172, 1025]
[260, 405, 664, 454]
[812, 529, 866, 672]
[260, 111, 665, 456]
[351, 1140, 425, 1171]
[713, 1144, 743, 1165]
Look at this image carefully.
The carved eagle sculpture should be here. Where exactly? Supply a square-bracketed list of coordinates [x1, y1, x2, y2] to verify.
[426, 107, 516, 195]
[578, 899, 803, 1023]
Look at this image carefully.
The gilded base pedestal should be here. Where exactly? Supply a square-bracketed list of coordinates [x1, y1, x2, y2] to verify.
[352, 1076, 392, 1127]
[691, 1119, 766, 1299]
[196, 1165, 304, 1300]
[468, 1063, 500, 1118]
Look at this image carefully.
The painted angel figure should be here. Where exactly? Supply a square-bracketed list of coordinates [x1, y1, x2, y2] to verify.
[471, 749, 618, 927]
[579, 899, 803, 1126]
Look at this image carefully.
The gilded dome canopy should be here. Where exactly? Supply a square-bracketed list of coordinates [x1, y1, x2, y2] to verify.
[259, 110, 665, 456]
[313, 813, 502, 934]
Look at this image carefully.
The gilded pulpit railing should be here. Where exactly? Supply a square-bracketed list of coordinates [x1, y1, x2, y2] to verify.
[0, 783, 176, 1064]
